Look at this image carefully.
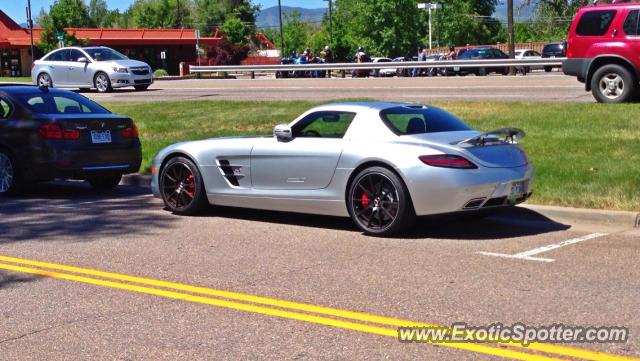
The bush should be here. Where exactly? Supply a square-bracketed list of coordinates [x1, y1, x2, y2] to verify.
[205, 39, 249, 65]
[153, 69, 169, 77]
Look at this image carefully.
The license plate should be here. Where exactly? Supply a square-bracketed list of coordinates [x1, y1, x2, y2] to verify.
[510, 181, 526, 196]
[453, 66, 460, 72]
[91, 130, 111, 144]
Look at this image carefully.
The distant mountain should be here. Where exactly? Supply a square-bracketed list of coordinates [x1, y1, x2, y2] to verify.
[256, 6, 326, 29]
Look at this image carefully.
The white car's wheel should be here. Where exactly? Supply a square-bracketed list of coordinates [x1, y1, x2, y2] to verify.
[94, 72, 112, 93]
[37, 73, 52, 87]
[160, 157, 208, 215]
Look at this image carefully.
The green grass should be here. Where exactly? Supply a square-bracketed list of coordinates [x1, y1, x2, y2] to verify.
[0, 77, 31, 83]
[103, 100, 640, 211]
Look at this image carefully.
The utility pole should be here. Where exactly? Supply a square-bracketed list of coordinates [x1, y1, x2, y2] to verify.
[26, 0, 35, 65]
[507, 0, 515, 75]
[176, 0, 183, 28]
[278, 0, 285, 57]
[328, 0, 333, 47]
[418, 3, 441, 50]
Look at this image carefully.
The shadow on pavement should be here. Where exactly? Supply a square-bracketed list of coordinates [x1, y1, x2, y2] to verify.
[201, 205, 570, 240]
[0, 271, 40, 289]
[0, 181, 171, 244]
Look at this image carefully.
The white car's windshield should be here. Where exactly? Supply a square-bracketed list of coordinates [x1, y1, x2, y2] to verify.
[84, 48, 128, 62]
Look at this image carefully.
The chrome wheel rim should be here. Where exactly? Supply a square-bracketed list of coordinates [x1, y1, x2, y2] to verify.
[95, 74, 109, 92]
[0, 153, 14, 193]
[351, 173, 399, 231]
[38, 74, 51, 87]
[161, 163, 196, 210]
[599, 73, 624, 100]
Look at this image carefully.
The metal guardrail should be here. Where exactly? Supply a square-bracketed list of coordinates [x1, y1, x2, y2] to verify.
[190, 58, 566, 74]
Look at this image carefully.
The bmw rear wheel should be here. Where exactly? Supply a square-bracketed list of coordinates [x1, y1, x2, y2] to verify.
[348, 166, 415, 236]
[94, 72, 113, 93]
[37, 73, 52, 87]
[0, 151, 18, 195]
[160, 157, 208, 215]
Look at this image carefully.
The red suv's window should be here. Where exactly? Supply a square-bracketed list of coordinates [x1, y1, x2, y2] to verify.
[576, 10, 616, 36]
[623, 10, 639, 35]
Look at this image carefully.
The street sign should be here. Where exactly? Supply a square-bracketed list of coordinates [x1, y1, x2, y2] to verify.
[160, 51, 166, 60]
[55, 31, 65, 41]
[195, 29, 200, 39]
[418, 3, 441, 9]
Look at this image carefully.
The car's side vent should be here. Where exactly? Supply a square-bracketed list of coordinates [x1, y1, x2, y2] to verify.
[218, 159, 240, 187]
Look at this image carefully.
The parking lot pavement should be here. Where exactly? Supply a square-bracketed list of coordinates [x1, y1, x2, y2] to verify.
[80, 72, 593, 104]
[1, 182, 638, 360]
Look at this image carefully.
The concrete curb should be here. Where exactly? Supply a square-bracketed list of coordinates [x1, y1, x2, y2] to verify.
[520, 204, 640, 229]
[121, 174, 151, 188]
[120, 173, 640, 229]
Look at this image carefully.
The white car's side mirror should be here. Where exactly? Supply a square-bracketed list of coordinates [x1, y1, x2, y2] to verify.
[274, 124, 293, 141]
[77, 57, 88, 63]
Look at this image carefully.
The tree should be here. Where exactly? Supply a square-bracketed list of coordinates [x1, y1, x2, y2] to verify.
[38, 0, 94, 53]
[281, 12, 312, 56]
[194, 0, 259, 36]
[88, 0, 109, 27]
[130, 0, 185, 29]
[221, 17, 250, 45]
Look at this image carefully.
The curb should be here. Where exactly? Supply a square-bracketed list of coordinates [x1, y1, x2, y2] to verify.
[121, 174, 151, 188]
[520, 204, 640, 230]
[119, 173, 640, 230]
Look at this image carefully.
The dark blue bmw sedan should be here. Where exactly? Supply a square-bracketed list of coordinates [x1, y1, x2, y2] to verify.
[0, 85, 141, 194]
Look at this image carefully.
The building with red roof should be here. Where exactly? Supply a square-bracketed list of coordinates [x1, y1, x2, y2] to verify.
[0, 9, 223, 76]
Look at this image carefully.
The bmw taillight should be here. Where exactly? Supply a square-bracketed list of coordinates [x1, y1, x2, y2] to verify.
[121, 124, 139, 138]
[419, 155, 477, 169]
[38, 124, 80, 140]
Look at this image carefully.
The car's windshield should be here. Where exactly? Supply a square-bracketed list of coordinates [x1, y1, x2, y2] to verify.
[84, 47, 128, 61]
[380, 106, 472, 135]
[18, 92, 111, 115]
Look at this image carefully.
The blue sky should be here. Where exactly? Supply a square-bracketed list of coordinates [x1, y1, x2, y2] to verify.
[4, 0, 328, 24]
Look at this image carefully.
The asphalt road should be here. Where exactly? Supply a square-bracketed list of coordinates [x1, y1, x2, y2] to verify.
[80, 72, 593, 103]
[1, 182, 638, 360]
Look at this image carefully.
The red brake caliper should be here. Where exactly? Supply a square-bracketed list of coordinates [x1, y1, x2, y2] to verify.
[185, 174, 195, 196]
[361, 193, 369, 207]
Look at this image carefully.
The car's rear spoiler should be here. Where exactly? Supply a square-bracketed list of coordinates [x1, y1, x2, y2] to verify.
[452, 128, 526, 147]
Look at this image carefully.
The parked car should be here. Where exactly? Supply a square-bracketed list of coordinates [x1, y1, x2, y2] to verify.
[0, 85, 142, 194]
[151, 102, 533, 236]
[541, 42, 566, 72]
[515, 49, 543, 72]
[454, 47, 509, 76]
[276, 54, 326, 79]
[32, 46, 153, 93]
[563, 2, 640, 103]
[394, 57, 412, 77]
[370, 57, 395, 77]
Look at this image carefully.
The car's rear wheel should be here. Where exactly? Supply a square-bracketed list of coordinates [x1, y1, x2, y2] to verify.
[160, 157, 208, 215]
[37, 73, 52, 88]
[544, 66, 552, 72]
[477, 67, 487, 76]
[0, 150, 19, 195]
[94, 72, 112, 93]
[134, 85, 149, 91]
[348, 166, 415, 236]
[86, 174, 122, 190]
[591, 64, 636, 103]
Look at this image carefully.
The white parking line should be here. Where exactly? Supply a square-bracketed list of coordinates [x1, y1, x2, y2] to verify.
[40, 194, 153, 209]
[478, 233, 609, 262]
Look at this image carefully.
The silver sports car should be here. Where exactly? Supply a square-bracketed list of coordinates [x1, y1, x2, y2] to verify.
[151, 102, 533, 236]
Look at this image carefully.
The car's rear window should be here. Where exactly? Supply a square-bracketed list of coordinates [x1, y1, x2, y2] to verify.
[576, 10, 616, 36]
[18, 92, 111, 115]
[623, 9, 639, 35]
[380, 106, 472, 135]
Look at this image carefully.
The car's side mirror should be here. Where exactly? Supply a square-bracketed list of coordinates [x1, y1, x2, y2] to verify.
[274, 124, 293, 141]
[77, 57, 88, 63]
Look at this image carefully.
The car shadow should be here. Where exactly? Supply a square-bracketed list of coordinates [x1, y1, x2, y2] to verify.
[75, 88, 161, 94]
[200, 205, 570, 240]
[0, 271, 40, 290]
[0, 181, 171, 244]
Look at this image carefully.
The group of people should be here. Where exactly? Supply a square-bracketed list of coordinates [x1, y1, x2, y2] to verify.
[411, 45, 457, 77]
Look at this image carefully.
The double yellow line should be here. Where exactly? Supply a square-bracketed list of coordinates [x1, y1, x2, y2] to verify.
[0, 254, 635, 361]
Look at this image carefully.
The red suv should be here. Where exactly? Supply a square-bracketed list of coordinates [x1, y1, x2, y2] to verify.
[563, 3, 640, 103]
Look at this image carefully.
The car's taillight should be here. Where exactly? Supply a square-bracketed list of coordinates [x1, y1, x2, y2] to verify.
[121, 124, 139, 138]
[419, 155, 478, 169]
[38, 124, 80, 140]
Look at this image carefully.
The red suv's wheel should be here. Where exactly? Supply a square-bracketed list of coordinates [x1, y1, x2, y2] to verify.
[590, 64, 636, 103]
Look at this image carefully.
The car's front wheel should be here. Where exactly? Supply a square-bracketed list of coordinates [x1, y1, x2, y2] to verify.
[37, 73, 52, 87]
[86, 174, 122, 191]
[591, 64, 636, 103]
[94, 72, 112, 93]
[347, 166, 415, 236]
[160, 157, 208, 215]
[0, 150, 19, 195]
